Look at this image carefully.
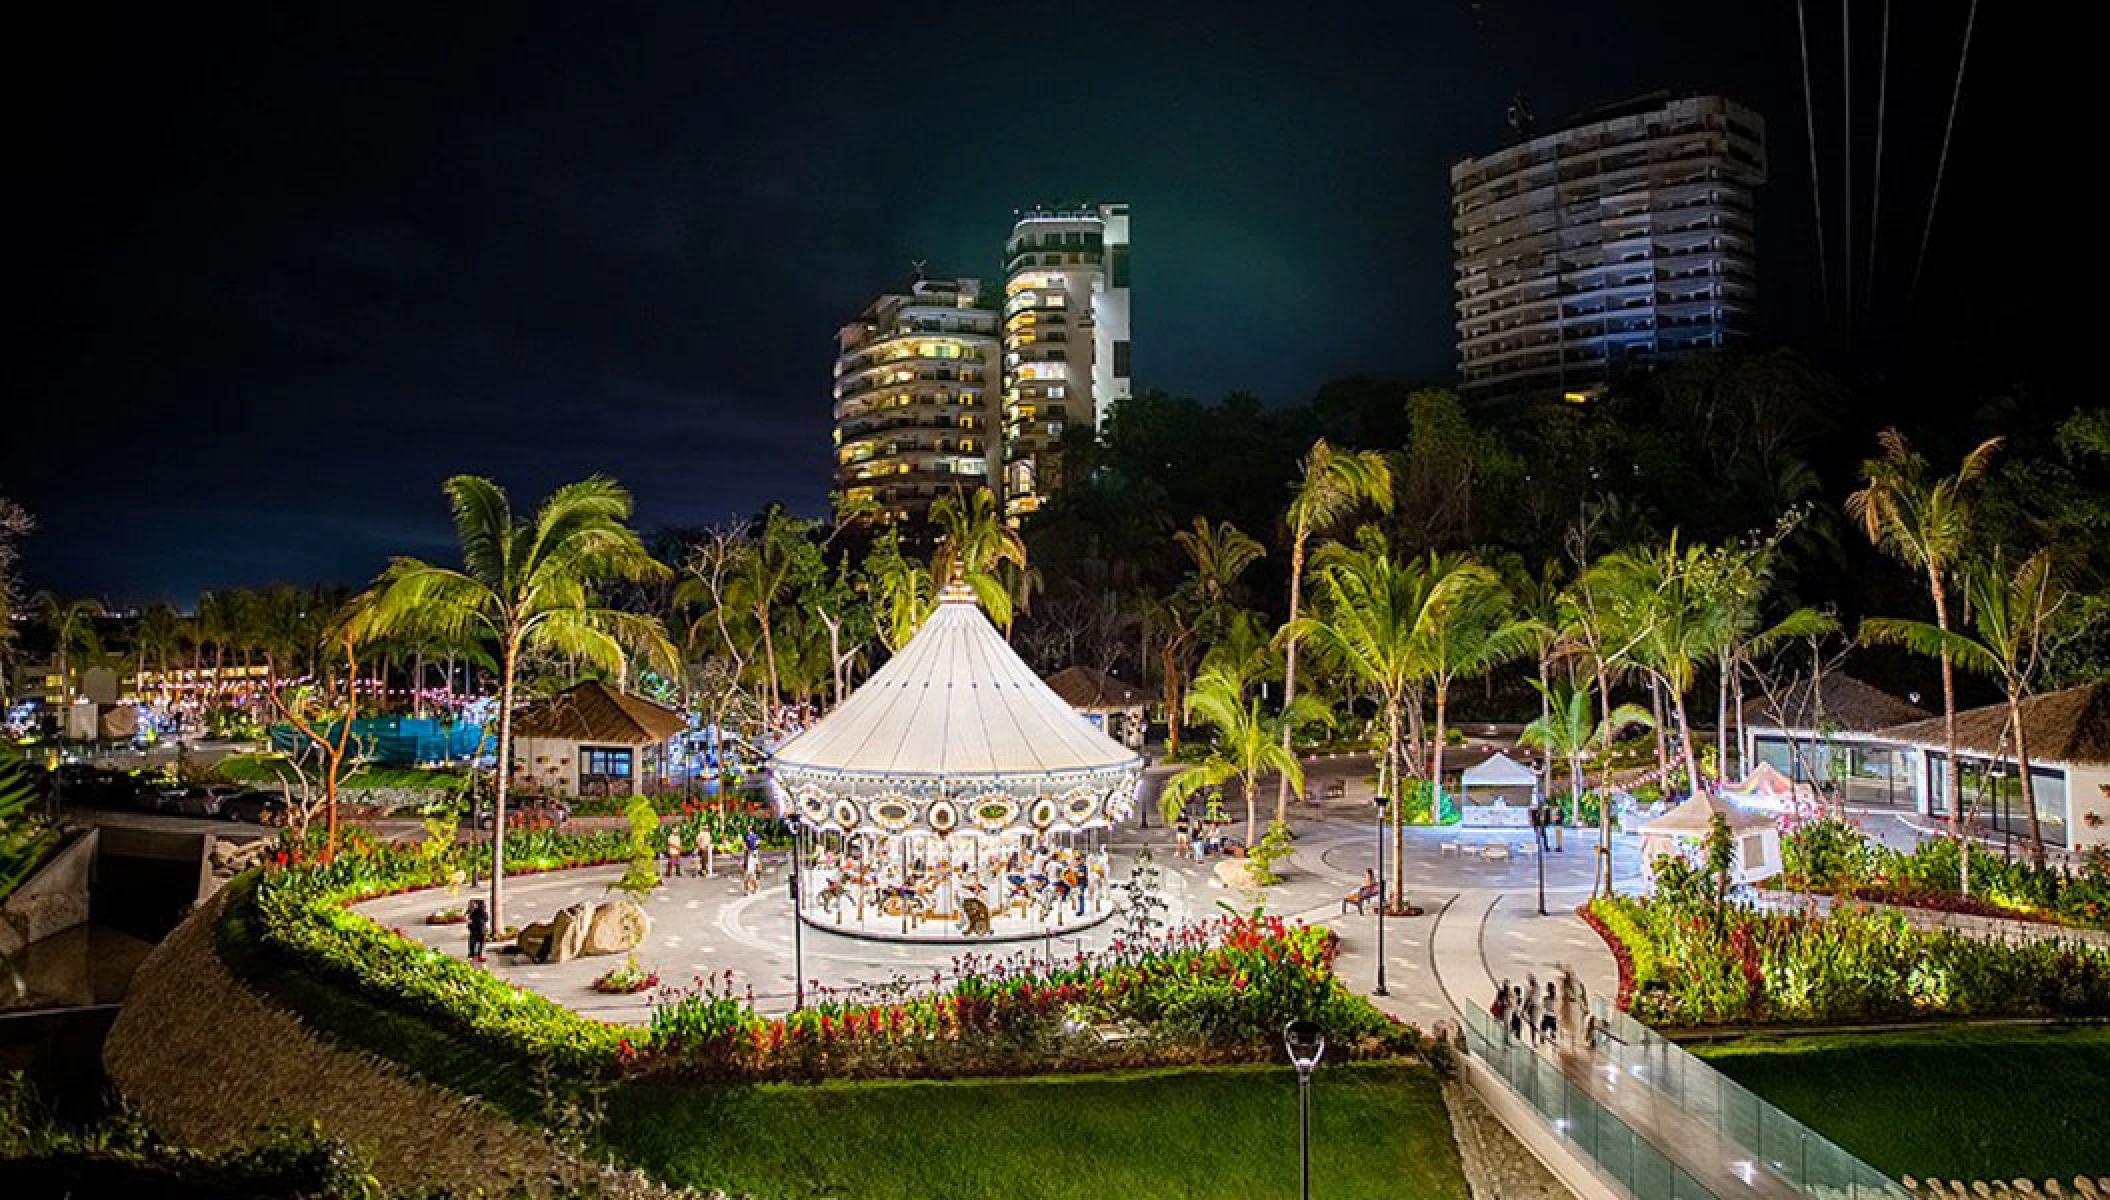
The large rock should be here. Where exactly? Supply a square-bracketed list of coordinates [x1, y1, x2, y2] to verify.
[545, 902, 595, 963]
[583, 900, 650, 955]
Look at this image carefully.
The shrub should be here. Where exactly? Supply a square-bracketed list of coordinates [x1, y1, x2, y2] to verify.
[1590, 893, 2110, 1028]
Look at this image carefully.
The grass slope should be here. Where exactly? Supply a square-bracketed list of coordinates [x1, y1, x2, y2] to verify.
[1696, 1024, 2110, 1183]
[601, 1061, 1467, 1200]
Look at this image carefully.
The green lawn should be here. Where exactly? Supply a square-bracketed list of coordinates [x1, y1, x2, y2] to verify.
[601, 1062, 1469, 1200]
[1696, 1024, 2110, 1183]
[216, 753, 465, 793]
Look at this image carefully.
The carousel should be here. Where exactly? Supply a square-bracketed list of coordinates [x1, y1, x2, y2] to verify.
[768, 581, 1144, 942]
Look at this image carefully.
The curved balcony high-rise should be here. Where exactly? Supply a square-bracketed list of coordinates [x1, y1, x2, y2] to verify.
[1002, 203, 1130, 519]
[832, 277, 1000, 527]
[1452, 94, 1765, 403]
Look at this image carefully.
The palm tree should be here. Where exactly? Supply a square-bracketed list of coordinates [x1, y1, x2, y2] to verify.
[1174, 517, 1266, 639]
[1696, 540, 1838, 778]
[1587, 538, 1730, 797]
[1142, 591, 1200, 759]
[1860, 548, 2063, 859]
[1274, 440, 1394, 825]
[930, 487, 1027, 629]
[1415, 554, 1538, 818]
[738, 510, 819, 717]
[1846, 429, 2001, 872]
[34, 593, 105, 703]
[1156, 666, 1326, 849]
[1199, 610, 1280, 697]
[361, 476, 674, 929]
[1288, 534, 1443, 909]
[1519, 679, 1653, 896]
[132, 602, 183, 701]
[865, 531, 934, 652]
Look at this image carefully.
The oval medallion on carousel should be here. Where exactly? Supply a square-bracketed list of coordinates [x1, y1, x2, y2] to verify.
[927, 798, 960, 835]
[869, 793, 916, 834]
[1060, 785, 1100, 829]
[832, 797, 862, 833]
[967, 793, 1018, 833]
[796, 787, 833, 826]
[1029, 796, 1058, 831]
[1105, 784, 1137, 823]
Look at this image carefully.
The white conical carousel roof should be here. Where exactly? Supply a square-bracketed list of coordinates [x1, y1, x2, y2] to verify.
[771, 584, 1143, 780]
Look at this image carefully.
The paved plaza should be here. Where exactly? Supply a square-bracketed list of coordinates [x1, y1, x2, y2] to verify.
[356, 770, 1645, 1029]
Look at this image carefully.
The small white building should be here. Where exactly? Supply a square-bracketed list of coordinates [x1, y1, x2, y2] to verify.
[509, 681, 686, 799]
[1639, 791, 1780, 884]
[1042, 666, 1150, 750]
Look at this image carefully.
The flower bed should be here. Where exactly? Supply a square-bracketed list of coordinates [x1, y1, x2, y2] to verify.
[1588, 892, 2110, 1028]
[234, 828, 1427, 1084]
[639, 915, 1422, 1081]
[593, 955, 659, 995]
[1780, 814, 2110, 932]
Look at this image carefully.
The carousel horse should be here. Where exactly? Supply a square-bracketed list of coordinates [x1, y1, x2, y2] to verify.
[815, 876, 849, 914]
[959, 897, 993, 937]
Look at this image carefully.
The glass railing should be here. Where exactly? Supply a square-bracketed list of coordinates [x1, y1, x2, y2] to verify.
[1464, 1004, 1720, 1199]
[1585, 1001, 1912, 1199]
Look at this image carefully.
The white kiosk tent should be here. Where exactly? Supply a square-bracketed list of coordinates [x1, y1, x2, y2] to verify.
[769, 581, 1144, 942]
[1458, 751, 1539, 828]
[1638, 791, 1780, 884]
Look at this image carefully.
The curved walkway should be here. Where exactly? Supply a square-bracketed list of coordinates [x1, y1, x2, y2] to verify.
[352, 805, 1643, 1029]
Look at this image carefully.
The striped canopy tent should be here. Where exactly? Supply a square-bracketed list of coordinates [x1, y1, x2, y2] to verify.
[768, 582, 1143, 942]
[770, 582, 1143, 836]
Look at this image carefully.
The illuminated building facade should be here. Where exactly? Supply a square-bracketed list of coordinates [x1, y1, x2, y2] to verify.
[1452, 94, 1764, 402]
[832, 277, 1000, 526]
[1001, 203, 1131, 519]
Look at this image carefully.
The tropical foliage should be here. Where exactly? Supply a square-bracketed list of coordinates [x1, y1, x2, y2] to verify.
[1590, 889, 2110, 1028]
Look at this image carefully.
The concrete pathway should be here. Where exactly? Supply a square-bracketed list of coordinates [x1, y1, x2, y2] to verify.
[355, 794, 1644, 1031]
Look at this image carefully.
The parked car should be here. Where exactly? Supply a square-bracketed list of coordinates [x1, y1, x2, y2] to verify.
[219, 788, 294, 826]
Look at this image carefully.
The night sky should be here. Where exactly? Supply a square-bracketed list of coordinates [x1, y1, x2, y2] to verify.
[11, 2, 2031, 604]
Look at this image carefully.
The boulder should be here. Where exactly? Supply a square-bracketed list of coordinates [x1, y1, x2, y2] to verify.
[583, 900, 650, 955]
[545, 902, 596, 963]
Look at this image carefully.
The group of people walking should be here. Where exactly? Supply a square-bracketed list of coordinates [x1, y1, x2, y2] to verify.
[1492, 967, 1591, 1051]
[663, 825, 765, 892]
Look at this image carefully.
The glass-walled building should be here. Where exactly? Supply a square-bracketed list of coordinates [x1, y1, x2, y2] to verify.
[1745, 678, 2110, 855]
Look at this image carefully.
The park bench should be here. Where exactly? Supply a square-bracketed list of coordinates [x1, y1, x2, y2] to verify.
[1341, 879, 1382, 915]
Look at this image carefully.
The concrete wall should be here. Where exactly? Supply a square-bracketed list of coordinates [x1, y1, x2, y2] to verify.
[2069, 763, 2110, 851]
[1, 828, 98, 958]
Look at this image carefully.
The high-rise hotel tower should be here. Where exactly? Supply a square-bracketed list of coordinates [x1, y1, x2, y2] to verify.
[830, 276, 1000, 525]
[1000, 203, 1131, 518]
[1451, 94, 1764, 402]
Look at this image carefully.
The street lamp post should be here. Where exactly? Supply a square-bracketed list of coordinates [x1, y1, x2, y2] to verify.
[1531, 798, 1547, 916]
[1284, 1020, 1326, 1200]
[786, 817, 805, 1011]
[1373, 795, 1388, 996]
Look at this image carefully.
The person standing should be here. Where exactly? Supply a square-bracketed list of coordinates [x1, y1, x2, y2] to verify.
[466, 896, 489, 963]
[741, 826, 761, 894]
[1540, 981, 1559, 1045]
[697, 825, 715, 878]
